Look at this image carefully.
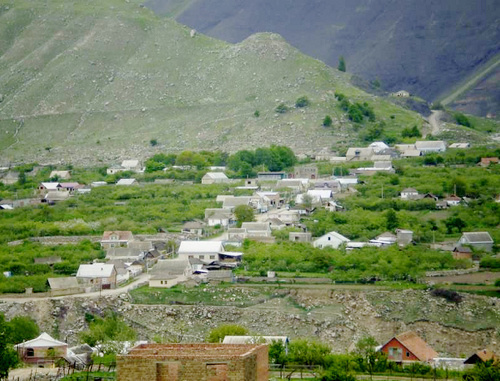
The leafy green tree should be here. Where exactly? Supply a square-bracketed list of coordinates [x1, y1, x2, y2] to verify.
[289, 339, 331, 367]
[275, 103, 289, 114]
[18, 171, 26, 185]
[7, 316, 39, 344]
[295, 96, 310, 108]
[269, 341, 287, 365]
[0, 314, 19, 379]
[234, 205, 255, 227]
[206, 324, 248, 343]
[79, 312, 136, 348]
[338, 56, 346, 72]
[254, 110, 260, 117]
[454, 112, 472, 128]
[401, 125, 422, 138]
[354, 336, 386, 380]
[323, 115, 333, 127]
[320, 367, 356, 381]
[300, 194, 313, 209]
[444, 216, 466, 234]
[463, 360, 500, 381]
[385, 209, 398, 230]
[149, 139, 158, 146]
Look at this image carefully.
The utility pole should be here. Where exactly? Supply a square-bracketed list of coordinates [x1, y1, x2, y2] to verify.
[381, 183, 384, 199]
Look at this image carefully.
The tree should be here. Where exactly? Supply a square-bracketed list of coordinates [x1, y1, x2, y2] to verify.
[354, 336, 386, 381]
[234, 205, 255, 227]
[301, 194, 314, 209]
[7, 316, 39, 344]
[385, 209, 398, 230]
[295, 96, 310, 108]
[206, 324, 248, 343]
[275, 103, 289, 114]
[0, 315, 19, 379]
[323, 115, 333, 127]
[149, 139, 158, 146]
[444, 216, 466, 234]
[338, 56, 346, 72]
[79, 312, 136, 349]
[289, 339, 331, 367]
[463, 360, 500, 381]
[454, 112, 472, 128]
[18, 171, 26, 185]
[254, 110, 260, 117]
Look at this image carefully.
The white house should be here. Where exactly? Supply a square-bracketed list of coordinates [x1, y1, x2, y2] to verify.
[205, 208, 234, 227]
[177, 241, 224, 263]
[201, 172, 229, 185]
[368, 142, 390, 153]
[313, 231, 350, 249]
[76, 264, 117, 290]
[415, 141, 447, 154]
[121, 160, 141, 172]
[401, 188, 419, 200]
[241, 222, 272, 238]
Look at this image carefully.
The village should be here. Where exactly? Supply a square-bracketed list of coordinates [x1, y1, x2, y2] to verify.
[0, 140, 499, 381]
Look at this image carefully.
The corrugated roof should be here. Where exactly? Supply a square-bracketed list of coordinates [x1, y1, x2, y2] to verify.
[116, 178, 137, 185]
[223, 336, 289, 345]
[121, 160, 139, 168]
[151, 259, 189, 276]
[395, 331, 438, 361]
[41, 182, 61, 190]
[203, 172, 228, 179]
[462, 232, 493, 243]
[102, 231, 134, 241]
[48, 277, 79, 290]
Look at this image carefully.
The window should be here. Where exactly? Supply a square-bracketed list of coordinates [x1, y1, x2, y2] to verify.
[26, 348, 34, 357]
[210, 255, 215, 259]
[328, 237, 331, 241]
[199, 255, 205, 259]
[406, 351, 410, 357]
[188, 255, 194, 258]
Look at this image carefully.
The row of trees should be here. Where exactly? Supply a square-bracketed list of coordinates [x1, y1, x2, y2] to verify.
[226, 145, 297, 177]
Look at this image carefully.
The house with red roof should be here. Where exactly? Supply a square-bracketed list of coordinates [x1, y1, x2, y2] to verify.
[380, 331, 438, 363]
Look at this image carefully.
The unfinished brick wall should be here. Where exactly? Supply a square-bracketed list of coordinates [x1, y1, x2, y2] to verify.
[117, 343, 268, 381]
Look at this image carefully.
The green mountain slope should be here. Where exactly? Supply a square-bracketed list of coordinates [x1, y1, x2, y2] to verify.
[0, 0, 493, 165]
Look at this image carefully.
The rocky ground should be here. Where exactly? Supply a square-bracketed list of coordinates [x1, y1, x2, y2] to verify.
[0, 286, 498, 357]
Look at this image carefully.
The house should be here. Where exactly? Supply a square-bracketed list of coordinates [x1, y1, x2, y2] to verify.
[223, 336, 289, 349]
[201, 172, 230, 185]
[415, 141, 447, 154]
[355, 161, 394, 175]
[369, 141, 390, 153]
[293, 165, 318, 179]
[346, 147, 374, 161]
[101, 231, 134, 249]
[177, 241, 224, 263]
[313, 231, 350, 249]
[149, 258, 189, 288]
[76, 264, 117, 290]
[205, 208, 234, 227]
[255, 191, 283, 210]
[464, 349, 499, 365]
[423, 193, 439, 201]
[449, 143, 470, 149]
[182, 220, 205, 236]
[222, 196, 252, 210]
[271, 210, 300, 225]
[325, 200, 343, 212]
[0, 204, 14, 210]
[227, 227, 248, 241]
[14, 333, 68, 365]
[370, 232, 397, 246]
[257, 171, 286, 181]
[276, 178, 308, 191]
[479, 157, 499, 167]
[265, 217, 286, 230]
[396, 229, 413, 246]
[458, 232, 494, 252]
[116, 178, 137, 186]
[59, 182, 82, 192]
[400, 188, 420, 200]
[44, 190, 70, 204]
[289, 232, 312, 242]
[314, 179, 341, 192]
[47, 277, 81, 294]
[452, 246, 473, 260]
[380, 331, 438, 363]
[49, 170, 71, 180]
[38, 182, 61, 194]
[241, 222, 272, 238]
[236, 178, 259, 190]
[121, 160, 141, 172]
[116, 343, 268, 381]
[444, 195, 461, 206]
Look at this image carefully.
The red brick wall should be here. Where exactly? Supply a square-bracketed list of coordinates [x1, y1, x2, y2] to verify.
[381, 338, 419, 362]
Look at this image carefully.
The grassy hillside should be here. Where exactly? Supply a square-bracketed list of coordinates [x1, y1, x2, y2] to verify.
[0, 0, 495, 165]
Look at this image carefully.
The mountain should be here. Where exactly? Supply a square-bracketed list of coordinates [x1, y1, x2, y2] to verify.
[145, 0, 500, 117]
[0, 0, 496, 165]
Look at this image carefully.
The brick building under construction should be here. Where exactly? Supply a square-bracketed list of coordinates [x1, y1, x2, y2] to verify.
[116, 343, 268, 381]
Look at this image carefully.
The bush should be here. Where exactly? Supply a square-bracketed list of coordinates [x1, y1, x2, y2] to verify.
[480, 257, 500, 269]
[206, 324, 248, 343]
[323, 115, 333, 127]
[431, 288, 463, 303]
[454, 112, 472, 128]
[275, 103, 289, 114]
[295, 96, 310, 108]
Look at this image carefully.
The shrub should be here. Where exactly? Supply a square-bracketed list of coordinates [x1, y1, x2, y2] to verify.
[454, 112, 472, 128]
[431, 288, 463, 303]
[295, 96, 310, 108]
[275, 103, 289, 114]
[323, 115, 333, 127]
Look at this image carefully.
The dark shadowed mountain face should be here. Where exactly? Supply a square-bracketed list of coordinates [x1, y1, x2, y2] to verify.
[146, 0, 500, 113]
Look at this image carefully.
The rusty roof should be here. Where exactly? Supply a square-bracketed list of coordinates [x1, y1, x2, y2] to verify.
[395, 331, 438, 361]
